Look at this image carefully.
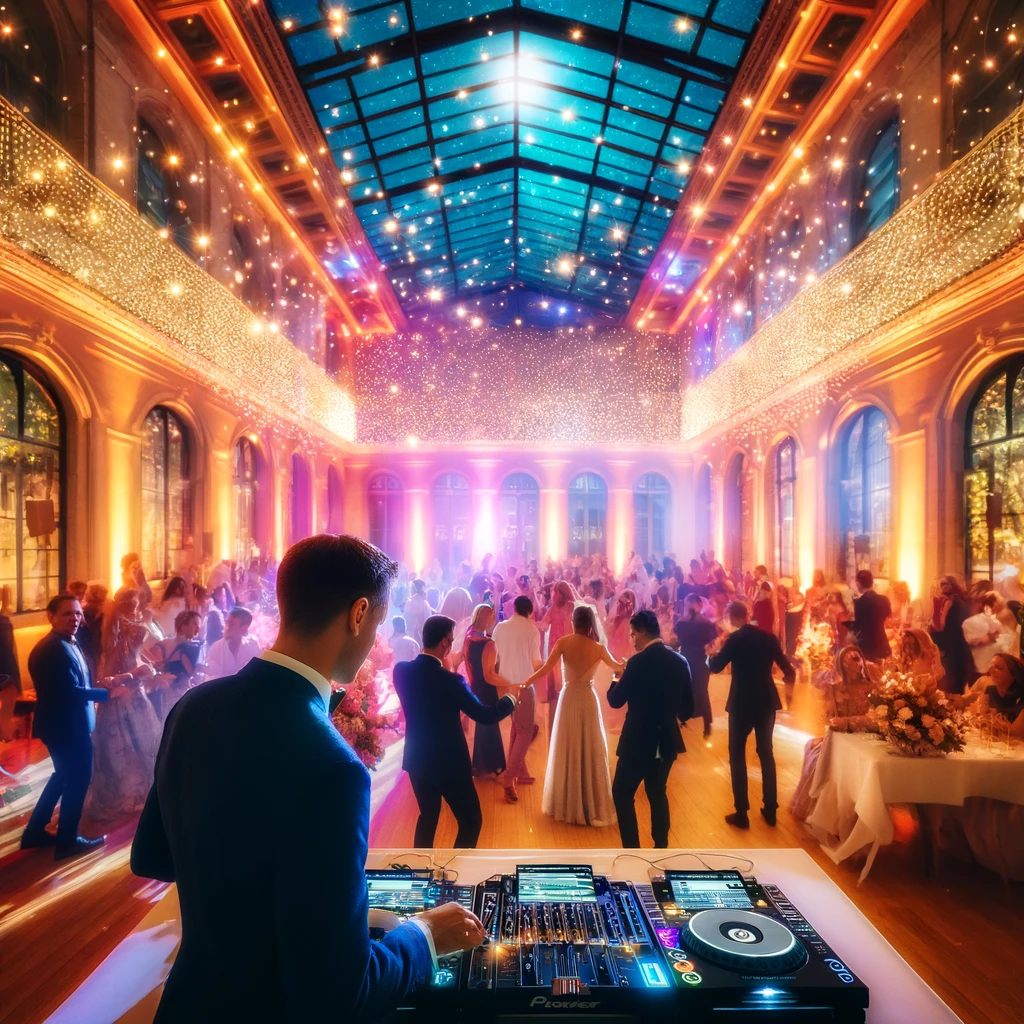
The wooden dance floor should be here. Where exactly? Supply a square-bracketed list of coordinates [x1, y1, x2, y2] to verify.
[1, 673, 1022, 1024]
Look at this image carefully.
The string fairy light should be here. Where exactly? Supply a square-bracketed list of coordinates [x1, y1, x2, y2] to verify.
[0, 96, 355, 443]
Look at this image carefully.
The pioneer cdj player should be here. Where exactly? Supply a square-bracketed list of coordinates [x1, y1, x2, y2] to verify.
[367, 864, 869, 1021]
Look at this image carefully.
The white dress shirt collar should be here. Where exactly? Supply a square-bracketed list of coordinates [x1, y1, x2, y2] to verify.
[259, 649, 333, 711]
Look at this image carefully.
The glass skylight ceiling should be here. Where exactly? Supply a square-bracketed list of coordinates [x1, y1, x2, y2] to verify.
[267, 0, 767, 315]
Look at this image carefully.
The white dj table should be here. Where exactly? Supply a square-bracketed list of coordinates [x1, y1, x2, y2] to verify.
[45, 847, 961, 1024]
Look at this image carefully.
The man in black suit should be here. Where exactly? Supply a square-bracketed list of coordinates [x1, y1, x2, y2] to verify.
[708, 601, 795, 829]
[846, 569, 892, 662]
[21, 594, 109, 859]
[132, 536, 484, 1023]
[608, 609, 693, 849]
[394, 614, 516, 848]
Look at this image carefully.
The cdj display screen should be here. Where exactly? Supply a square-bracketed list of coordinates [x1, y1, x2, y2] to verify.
[366, 872, 433, 912]
[666, 871, 753, 910]
[516, 864, 597, 904]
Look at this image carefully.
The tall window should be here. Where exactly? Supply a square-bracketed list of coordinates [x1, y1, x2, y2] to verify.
[0, 353, 63, 611]
[776, 438, 797, 579]
[368, 472, 403, 561]
[291, 455, 312, 543]
[500, 472, 539, 566]
[432, 473, 470, 573]
[141, 407, 190, 580]
[695, 463, 712, 555]
[233, 436, 260, 562]
[724, 453, 752, 572]
[327, 465, 343, 533]
[633, 473, 670, 560]
[0, 1, 67, 142]
[965, 359, 1024, 581]
[840, 407, 890, 583]
[137, 117, 194, 253]
[568, 472, 607, 557]
[854, 119, 900, 243]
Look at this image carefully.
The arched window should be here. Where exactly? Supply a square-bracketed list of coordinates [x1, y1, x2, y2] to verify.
[633, 473, 671, 560]
[500, 472, 539, 566]
[368, 472, 403, 561]
[136, 117, 194, 254]
[290, 455, 312, 543]
[432, 473, 471, 573]
[695, 463, 712, 555]
[0, 353, 63, 611]
[0, 2, 67, 142]
[854, 119, 900, 244]
[776, 438, 797, 579]
[965, 358, 1024, 581]
[724, 453, 752, 572]
[568, 472, 607, 557]
[840, 407, 890, 583]
[141, 407, 190, 580]
[327, 465, 343, 533]
[233, 436, 260, 563]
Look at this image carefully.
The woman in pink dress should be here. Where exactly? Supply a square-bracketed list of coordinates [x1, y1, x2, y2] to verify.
[539, 581, 575, 744]
[605, 589, 636, 663]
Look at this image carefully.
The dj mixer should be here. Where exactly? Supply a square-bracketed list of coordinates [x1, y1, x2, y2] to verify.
[366, 863, 869, 1021]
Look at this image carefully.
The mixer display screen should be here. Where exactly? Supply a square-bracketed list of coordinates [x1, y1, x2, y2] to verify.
[366, 872, 432, 912]
[516, 864, 597, 904]
[666, 871, 753, 910]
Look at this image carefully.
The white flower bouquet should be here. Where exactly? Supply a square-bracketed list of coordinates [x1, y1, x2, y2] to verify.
[868, 671, 967, 757]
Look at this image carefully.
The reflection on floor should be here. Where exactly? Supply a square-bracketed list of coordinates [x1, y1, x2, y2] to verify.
[0, 674, 1021, 1024]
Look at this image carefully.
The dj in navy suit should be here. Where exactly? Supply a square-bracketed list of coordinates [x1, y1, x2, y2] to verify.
[132, 536, 485, 1023]
[21, 594, 109, 859]
[394, 614, 515, 848]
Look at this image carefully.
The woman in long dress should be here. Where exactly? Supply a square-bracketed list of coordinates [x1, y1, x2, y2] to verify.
[524, 604, 624, 827]
[605, 589, 636, 663]
[539, 581, 576, 743]
[462, 603, 512, 776]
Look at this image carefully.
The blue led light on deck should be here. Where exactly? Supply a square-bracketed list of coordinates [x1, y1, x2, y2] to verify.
[755, 987, 781, 997]
[641, 961, 668, 987]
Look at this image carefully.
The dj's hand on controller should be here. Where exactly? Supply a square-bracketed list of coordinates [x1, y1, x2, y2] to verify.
[417, 901, 486, 954]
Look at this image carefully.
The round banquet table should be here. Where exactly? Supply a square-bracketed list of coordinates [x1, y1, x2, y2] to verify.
[805, 730, 1024, 881]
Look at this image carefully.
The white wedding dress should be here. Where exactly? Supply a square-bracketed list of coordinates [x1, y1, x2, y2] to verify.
[543, 657, 616, 827]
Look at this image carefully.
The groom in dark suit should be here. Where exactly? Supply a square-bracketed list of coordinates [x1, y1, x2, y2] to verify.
[608, 609, 693, 848]
[132, 536, 484, 1023]
[21, 594, 109, 859]
[394, 614, 515, 848]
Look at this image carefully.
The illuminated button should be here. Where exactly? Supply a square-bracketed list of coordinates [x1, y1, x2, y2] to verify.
[681, 971, 702, 985]
[671, 959, 695, 972]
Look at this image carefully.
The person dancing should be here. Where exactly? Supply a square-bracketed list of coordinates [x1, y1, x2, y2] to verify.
[462, 604, 512, 776]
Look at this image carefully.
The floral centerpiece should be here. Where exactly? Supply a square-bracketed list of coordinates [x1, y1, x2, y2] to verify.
[796, 621, 836, 688]
[868, 671, 968, 756]
[330, 636, 402, 769]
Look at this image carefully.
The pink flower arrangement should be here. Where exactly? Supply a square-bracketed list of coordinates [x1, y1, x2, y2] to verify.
[868, 671, 967, 757]
[330, 635, 402, 769]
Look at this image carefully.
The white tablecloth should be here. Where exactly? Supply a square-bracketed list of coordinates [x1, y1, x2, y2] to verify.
[806, 731, 1024, 880]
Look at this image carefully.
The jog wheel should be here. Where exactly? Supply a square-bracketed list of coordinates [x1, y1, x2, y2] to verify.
[683, 910, 807, 974]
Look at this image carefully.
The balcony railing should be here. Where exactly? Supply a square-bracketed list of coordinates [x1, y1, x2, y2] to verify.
[679, 101, 1024, 442]
[0, 96, 355, 442]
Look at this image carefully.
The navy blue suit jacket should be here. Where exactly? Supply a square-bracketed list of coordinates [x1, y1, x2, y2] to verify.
[131, 658, 432, 1023]
[707, 624, 795, 716]
[607, 641, 693, 762]
[28, 630, 107, 748]
[394, 654, 514, 783]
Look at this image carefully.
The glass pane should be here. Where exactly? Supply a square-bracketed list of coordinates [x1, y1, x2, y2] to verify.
[0, 362, 17, 437]
[23, 371, 60, 445]
[971, 373, 1007, 445]
[22, 441, 61, 611]
[168, 412, 187, 571]
[1012, 371, 1024, 436]
[0, 439, 17, 605]
[140, 409, 166, 579]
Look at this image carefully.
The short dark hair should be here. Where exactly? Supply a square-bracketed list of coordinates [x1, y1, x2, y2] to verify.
[175, 609, 201, 632]
[228, 607, 253, 628]
[392, 615, 407, 632]
[855, 569, 874, 589]
[422, 614, 456, 650]
[277, 534, 397, 637]
[755, 564, 768, 576]
[513, 595, 533, 617]
[728, 600, 749, 622]
[46, 593, 77, 615]
[630, 609, 660, 638]
[684, 592, 703, 607]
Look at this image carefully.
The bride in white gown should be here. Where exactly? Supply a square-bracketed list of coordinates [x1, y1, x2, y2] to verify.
[525, 604, 625, 827]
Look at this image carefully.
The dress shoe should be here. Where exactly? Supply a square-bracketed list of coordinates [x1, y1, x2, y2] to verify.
[20, 830, 57, 850]
[503, 784, 518, 803]
[703, 724, 712, 739]
[760, 808, 777, 827]
[54, 835, 106, 861]
[725, 812, 750, 829]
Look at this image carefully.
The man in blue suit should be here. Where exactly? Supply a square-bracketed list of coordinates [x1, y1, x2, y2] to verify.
[131, 535, 484, 1023]
[394, 614, 515, 848]
[21, 593, 109, 859]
